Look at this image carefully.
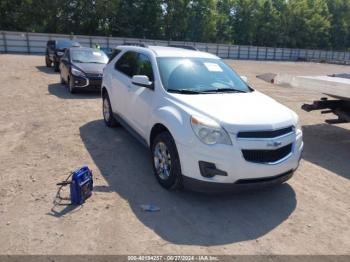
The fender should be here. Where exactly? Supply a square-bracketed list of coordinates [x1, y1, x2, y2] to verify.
[148, 106, 196, 147]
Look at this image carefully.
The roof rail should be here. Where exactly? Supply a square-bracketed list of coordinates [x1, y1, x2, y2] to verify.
[121, 42, 148, 48]
[168, 45, 198, 51]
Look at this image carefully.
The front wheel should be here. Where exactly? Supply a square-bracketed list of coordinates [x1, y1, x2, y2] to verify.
[68, 77, 76, 94]
[45, 55, 52, 67]
[151, 132, 182, 190]
[54, 61, 59, 72]
[60, 74, 65, 84]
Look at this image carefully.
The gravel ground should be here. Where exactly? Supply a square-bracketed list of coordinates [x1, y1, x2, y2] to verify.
[0, 54, 349, 255]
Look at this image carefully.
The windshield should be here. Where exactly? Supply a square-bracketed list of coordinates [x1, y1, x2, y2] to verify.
[56, 40, 79, 49]
[71, 49, 108, 64]
[157, 57, 251, 94]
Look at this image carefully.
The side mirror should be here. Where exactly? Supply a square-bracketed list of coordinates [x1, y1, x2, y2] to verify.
[241, 76, 248, 83]
[132, 75, 154, 89]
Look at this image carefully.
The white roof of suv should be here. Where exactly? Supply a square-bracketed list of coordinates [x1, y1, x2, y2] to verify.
[117, 45, 219, 59]
[149, 46, 218, 59]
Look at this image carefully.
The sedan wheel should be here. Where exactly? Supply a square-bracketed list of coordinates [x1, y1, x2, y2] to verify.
[45, 55, 52, 67]
[69, 77, 76, 94]
[60, 74, 65, 84]
[54, 62, 59, 72]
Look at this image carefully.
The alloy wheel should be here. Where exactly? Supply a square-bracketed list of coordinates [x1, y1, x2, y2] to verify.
[153, 142, 172, 180]
[103, 97, 110, 122]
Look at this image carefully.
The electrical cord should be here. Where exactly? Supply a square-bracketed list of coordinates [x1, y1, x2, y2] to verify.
[53, 171, 73, 206]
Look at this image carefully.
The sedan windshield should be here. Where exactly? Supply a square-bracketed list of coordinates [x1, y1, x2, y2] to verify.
[71, 49, 108, 64]
[157, 57, 251, 94]
[56, 40, 79, 49]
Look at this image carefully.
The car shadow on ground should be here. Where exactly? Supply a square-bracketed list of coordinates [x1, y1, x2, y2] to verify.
[36, 66, 57, 75]
[302, 124, 350, 180]
[80, 119, 297, 246]
[48, 83, 100, 99]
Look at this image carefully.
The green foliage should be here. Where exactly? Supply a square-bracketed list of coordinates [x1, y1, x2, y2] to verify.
[326, 0, 350, 50]
[231, 0, 259, 45]
[216, 0, 234, 43]
[186, 0, 218, 42]
[255, 0, 282, 47]
[0, 0, 349, 50]
[163, 0, 191, 40]
[284, 0, 331, 48]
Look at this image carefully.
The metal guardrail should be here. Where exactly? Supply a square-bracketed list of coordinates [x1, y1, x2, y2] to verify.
[1, 30, 350, 64]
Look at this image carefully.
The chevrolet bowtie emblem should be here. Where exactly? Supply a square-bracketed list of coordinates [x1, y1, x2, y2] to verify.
[267, 141, 282, 147]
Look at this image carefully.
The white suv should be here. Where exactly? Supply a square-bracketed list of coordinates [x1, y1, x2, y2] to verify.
[101, 45, 303, 192]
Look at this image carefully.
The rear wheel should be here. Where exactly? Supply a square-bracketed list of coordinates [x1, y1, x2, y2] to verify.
[151, 132, 182, 190]
[102, 93, 119, 127]
[45, 55, 52, 67]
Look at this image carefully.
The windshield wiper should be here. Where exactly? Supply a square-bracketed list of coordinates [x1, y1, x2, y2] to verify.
[167, 89, 206, 94]
[202, 88, 246, 93]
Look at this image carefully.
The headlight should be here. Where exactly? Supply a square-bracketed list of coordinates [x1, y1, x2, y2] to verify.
[295, 120, 302, 134]
[296, 121, 302, 131]
[71, 67, 85, 77]
[191, 115, 232, 145]
[56, 51, 64, 56]
[294, 115, 302, 131]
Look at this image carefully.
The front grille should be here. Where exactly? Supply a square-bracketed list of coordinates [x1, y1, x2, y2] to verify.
[86, 73, 103, 78]
[242, 144, 292, 163]
[237, 126, 294, 138]
[88, 79, 102, 88]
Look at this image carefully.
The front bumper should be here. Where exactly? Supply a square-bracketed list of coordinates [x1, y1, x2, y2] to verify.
[176, 129, 303, 188]
[183, 170, 294, 193]
[71, 75, 102, 89]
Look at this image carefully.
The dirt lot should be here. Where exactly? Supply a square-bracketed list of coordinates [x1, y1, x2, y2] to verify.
[0, 54, 349, 255]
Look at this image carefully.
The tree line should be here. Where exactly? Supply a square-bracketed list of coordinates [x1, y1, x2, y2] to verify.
[1, 0, 350, 50]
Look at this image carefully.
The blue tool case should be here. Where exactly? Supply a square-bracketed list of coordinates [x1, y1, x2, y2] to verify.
[70, 166, 93, 205]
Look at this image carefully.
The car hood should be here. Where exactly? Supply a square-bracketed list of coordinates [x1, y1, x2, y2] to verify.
[73, 63, 106, 75]
[168, 91, 297, 133]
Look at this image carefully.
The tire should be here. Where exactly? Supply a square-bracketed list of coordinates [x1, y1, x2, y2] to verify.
[54, 61, 59, 72]
[68, 77, 76, 94]
[60, 74, 65, 84]
[151, 132, 182, 190]
[45, 55, 52, 67]
[102, 93, 119, 127]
